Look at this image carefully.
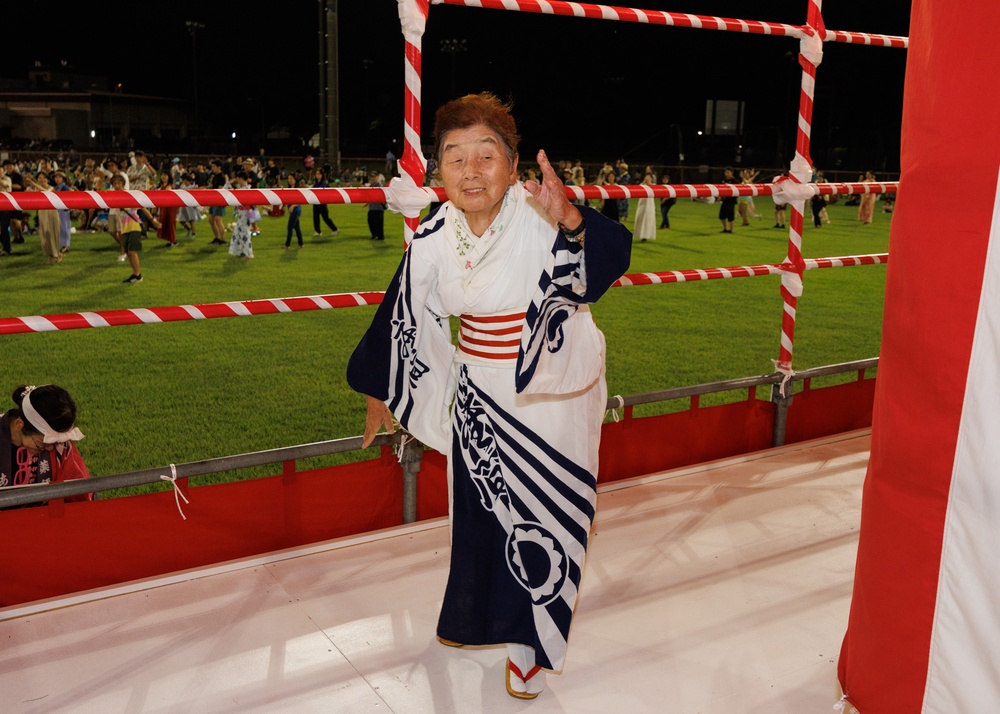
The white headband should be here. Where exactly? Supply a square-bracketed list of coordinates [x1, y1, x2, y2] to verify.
[21, 386, 85, 444]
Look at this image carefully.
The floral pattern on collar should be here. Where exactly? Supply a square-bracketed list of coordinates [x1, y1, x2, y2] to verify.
[451, 187, 516, 271]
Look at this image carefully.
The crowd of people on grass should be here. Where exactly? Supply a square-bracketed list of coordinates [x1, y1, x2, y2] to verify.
[0, 152, 392, 281]
[1, 150, 888, 280]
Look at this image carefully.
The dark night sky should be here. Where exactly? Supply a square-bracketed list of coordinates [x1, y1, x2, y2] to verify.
[5, 1, 911, 171]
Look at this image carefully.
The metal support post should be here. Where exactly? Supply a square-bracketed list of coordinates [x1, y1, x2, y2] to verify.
[398, 436, 424, 524]
[771, 381, 794, 447]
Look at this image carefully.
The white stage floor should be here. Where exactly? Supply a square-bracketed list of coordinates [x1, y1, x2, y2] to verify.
[0, 431, 869, 714]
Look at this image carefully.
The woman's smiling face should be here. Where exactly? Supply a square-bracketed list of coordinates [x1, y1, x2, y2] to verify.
[439, 124, 518, 235]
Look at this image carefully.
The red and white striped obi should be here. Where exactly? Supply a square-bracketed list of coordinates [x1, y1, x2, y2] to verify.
[457, 311, 526, 363]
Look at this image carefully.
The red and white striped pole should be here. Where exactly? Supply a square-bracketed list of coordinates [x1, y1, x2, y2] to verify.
[430, 0, 907, 48]
[775, 0, 826, 378]
[0, 187, 396, 212]
[0, 181, 894, 213]
[397, 0, 430, 246]
[0, 292, 385, 336]
[0, 253, 886, 336]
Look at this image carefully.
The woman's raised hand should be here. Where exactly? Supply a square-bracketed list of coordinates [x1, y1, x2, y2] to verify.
[523, 149, 582, 230]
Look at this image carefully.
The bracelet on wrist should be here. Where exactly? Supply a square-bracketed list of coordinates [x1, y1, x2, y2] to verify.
[558, 218, 586, 243]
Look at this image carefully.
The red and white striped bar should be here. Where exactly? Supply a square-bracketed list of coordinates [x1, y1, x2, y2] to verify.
[0, 182, 898, 212]
[773, 0, 824, 375]
[563, 180, 896, 202]
[806, 254, 888, 269]
[0, 254, 887, 336]
[0, 293, 384, 336]
[0, 187, 397, 212]
[430, 0, 908, 48]
[822, 29, 907, 48]
[614, 254, 887, 287]
[397, 0, 430, 245]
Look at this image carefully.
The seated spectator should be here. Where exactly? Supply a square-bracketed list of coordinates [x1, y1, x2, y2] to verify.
[1, 384, 91, 506]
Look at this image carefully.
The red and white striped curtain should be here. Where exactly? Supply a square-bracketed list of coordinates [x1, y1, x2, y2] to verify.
[838, 2, 1000, 712]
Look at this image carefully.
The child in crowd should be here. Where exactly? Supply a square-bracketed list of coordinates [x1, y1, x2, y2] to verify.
[119, 200, 144, 283]
[107, 174, 126, 261]
[176, 173, 201, 238]
[283, 173, 303, 248]
[228, 171, 254, 259]
[248, 205, 262, 237]
[113, 174, 159, 283]
[1, 384, 91, 506]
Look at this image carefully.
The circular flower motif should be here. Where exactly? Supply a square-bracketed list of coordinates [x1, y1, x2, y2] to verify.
[506, 523, 568, 606]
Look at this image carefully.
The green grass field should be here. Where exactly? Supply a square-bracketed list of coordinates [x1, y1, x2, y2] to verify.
[1, 195, 891, 494]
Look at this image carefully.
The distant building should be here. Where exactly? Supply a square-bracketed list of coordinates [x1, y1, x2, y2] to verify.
[0, 61, 189, 153]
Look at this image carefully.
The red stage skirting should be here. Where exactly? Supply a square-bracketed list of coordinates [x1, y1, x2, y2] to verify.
[0, 378, 874, 607]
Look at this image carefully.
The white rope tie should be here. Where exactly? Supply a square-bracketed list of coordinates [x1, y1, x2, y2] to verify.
[608, 395, 625, 423]
[833, 694, 849, 712]
[770, 360, 797, 398]
[395, 432, 414, 464]
[159, 464, 189, 520]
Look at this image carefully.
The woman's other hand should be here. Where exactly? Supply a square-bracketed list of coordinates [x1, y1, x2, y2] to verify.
[363, 395, 395, 448]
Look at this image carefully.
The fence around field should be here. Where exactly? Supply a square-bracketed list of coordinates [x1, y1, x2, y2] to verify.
[0, 252, 887, 335]
[0, 180, 897, 213]
[0, 1, 901, 614]
[0, 0, 900, 519]
[0, 151, 899, 189]
[0, 357, 877, 514]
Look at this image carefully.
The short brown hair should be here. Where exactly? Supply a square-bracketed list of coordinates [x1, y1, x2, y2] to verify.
[433, 92, 519, 164]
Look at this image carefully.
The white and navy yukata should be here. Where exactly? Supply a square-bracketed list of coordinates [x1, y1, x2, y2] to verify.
[347, 184, 632, 671]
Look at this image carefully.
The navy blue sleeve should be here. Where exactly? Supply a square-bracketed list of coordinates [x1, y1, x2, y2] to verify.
[575, 204, 633, 303]
[345, 256, 405, 400]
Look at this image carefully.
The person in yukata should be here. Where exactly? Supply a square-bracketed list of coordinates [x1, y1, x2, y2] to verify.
[347, 92, 632, 700]
[1, 384, 91, 508]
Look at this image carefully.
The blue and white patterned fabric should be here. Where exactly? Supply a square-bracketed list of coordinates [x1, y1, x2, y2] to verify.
[441, 364, 599, 669]
[347, 185, 631, 671]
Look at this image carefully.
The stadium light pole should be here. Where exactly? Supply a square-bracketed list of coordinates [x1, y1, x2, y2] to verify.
[318, 0, 340, 175]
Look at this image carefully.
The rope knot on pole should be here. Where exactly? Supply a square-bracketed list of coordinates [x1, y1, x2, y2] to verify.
[799, 28, 825, 67]
[770, 176, 816, 205]
[385, 173, 434, 218]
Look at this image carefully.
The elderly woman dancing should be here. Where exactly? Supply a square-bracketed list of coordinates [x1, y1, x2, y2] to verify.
[347, 92, 632, 700]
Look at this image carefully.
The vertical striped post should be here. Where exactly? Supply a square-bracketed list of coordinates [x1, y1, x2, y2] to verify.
[776, 0, 825, 376]
[397, 0, 430, 246]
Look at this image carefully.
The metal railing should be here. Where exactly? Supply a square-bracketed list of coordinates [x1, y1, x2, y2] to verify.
[0, 358, 877, 513]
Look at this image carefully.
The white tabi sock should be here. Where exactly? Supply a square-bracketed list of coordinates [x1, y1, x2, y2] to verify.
[506, 643, 547, 697]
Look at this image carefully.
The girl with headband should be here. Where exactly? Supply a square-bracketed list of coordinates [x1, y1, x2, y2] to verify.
[0, 384, 91, 506]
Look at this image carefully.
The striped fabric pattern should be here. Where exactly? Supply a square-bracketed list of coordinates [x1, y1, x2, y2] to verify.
[441, 365, 597, 671]
[458, 312, 525, 361]
[516, 239, 587, 392]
